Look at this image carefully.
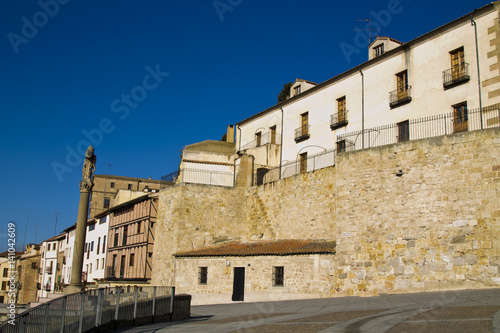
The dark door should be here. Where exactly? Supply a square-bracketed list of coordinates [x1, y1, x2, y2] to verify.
[120, 255, 126, 278]
[232, 267, 245, 301]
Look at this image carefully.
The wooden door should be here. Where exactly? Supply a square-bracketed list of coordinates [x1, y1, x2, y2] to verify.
[232, 267, 245, 301]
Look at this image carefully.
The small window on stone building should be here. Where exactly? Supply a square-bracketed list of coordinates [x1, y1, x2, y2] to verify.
[129, 254, 134, 267]
[336, 140, 346, 153]
[104, 197, 110, 209]
[110, 182, 115, 188]
[128, 184, 132, 190]
[273, 266, 284, 287]
[31, 262, 37, 269]
[198, 267, 208, 285]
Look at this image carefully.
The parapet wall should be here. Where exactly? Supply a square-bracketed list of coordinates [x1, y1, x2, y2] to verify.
[152, 128, 500, 297]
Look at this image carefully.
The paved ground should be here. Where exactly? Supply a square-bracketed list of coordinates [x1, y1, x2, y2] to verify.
[115, 288, 500, 333]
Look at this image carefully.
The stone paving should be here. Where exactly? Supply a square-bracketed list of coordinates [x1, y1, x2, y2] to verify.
[114, 288, 500, 333]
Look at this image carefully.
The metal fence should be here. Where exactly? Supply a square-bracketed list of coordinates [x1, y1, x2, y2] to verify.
[179, 168, 234, 187]
[260, 149, 336, 185]
[0, 286, 175, 333]
[239, 132, 281, 151]
[337, 106, 500, 152]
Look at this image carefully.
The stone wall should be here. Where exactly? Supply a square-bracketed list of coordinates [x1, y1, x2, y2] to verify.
[152, 129, 500, 299]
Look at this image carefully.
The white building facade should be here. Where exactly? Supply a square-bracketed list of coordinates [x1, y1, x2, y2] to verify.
[82, 217, 109, 284]
[235, 2, 500, 182]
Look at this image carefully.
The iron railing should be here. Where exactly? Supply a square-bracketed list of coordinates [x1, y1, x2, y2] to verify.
[239, 132, 281, 151]
[443, 63, 470, 88]
[0, 286, 175, 333]
[294, 125, 310, 142]
[179, 168, 234, 187]
[389, 85, 412, 107]
[337, 106, 500, 151]
[258, 106, 499, 186]
[261, 149, 336, 184]
[330, 110, 349, 130]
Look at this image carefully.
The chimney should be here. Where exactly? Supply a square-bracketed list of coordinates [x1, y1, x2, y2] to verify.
[226, 125, 235, 143]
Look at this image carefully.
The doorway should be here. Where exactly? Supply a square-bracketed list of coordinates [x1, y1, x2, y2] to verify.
[232, 267, 245, 301]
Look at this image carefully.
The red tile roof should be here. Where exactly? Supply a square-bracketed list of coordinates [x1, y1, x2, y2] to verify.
[174, 239, 336, 257]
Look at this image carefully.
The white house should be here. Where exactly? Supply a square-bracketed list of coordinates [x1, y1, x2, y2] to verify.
[82, 217, 109, 284]
[38, 234, 65, 298]
[234, 2, 500, 183]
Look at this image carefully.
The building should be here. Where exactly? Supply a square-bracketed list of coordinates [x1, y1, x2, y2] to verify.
[0, 251, 22, 303]
[232, 2, 499, 184]
[82, 216, 108, 284]
[104, 192, 158, 285]
[61, 224, 76, 285]
[151, 2, 500, 304]
[38, 234, 65, 299]
[89, 175, 168, 219]
[15, 244, 40, 304]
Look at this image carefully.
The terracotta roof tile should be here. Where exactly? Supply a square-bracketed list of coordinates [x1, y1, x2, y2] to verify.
[174, 239, 336, 257]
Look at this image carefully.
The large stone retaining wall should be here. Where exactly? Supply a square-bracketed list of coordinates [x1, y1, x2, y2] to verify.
[152, 129, 500, 299]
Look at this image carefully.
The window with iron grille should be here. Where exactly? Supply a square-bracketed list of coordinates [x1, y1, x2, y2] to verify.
[337, 140, 346, 153]
[273, 266, 284, 287]
[198, 267, 208, 285]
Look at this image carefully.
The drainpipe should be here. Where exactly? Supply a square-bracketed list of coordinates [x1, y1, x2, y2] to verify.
[279, 108, 284, 179]
[471, 14, 483, 129]
[359, 68, 365, 149]
[236, 124, 242, 152]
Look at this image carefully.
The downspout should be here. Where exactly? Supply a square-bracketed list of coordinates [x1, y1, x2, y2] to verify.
[359, 68, 365, 149]
[279, 108, 284, 179]
[471, 14, 483, 128]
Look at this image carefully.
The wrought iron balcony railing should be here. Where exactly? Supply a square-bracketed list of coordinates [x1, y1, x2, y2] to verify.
[294, 125, 310, 142]
[389, 85, 412, 108]
[443, 63, 470, 89]
[239, 132, 281, 151]
[330, 110, 349, 130]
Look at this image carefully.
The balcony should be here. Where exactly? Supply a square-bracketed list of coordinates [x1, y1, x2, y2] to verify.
[443, 63, 470, 89]
[330, 110, 349, 130]
[294, 125, 310, 143]
[389, 85, 412, 108]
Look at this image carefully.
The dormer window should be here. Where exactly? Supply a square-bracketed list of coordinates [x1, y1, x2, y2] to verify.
[374, 44, 384, 57]
[294, 86, 301, 96]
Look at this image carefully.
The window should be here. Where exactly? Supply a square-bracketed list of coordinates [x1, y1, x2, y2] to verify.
[273, 266, 284, 287]
[101, 259, 105, 269]
[103, 236, 106, 253]
[337, 140, 346, 153]
[255, 132, 262, 147]
[129, 254, 134, 266]
[100, 216, 107, 224]
[294, 85, 301, 96]
[127, 184, 132, 190]
[270, 126, 277, 144]
[114, 230, 119, 247]
[396, 70, 409, 100]
[96, 259, 99, 269]
[374, 44, 384, 57]
[104, 197, 110, 209]
[3, 268, 7, 277]
[85, 243, 88, 252]
[299, 152, 307, 174]
[397, 120, 409, 142]
[338, 96, 346, 122]
[122, 226, 128, 246]
[450, 47, 465, 80]
[198, 267, 208, 285]
[453, 102, 468, 133]
[2, 281, 7, 291]
[137, 222, 141, 234]
[31, 262, 37, 269]
[91, 241, 94, 252]
[97, 237, 100, 255]
[110, 182, 115, 188]
[89, 263, 92, 274]
[301, 112, 309, 135]
[89, 224, 95, 231]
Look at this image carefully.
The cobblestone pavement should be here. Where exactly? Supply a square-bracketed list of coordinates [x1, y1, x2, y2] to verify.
[115, 288, 500, 333]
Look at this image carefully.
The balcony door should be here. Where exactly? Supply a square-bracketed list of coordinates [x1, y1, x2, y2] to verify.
[397, 71, 408, 100]
[450, 48, 465, 81]
[453, 102, 468, 133]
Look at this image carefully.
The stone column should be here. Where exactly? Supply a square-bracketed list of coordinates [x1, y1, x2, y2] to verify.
[65, 146, 96, 294]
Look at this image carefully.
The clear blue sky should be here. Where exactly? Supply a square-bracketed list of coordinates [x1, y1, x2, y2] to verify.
[0, 0, 490, 251]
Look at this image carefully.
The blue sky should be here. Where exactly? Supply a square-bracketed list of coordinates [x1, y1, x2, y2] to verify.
[0, 0, 490, 251]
